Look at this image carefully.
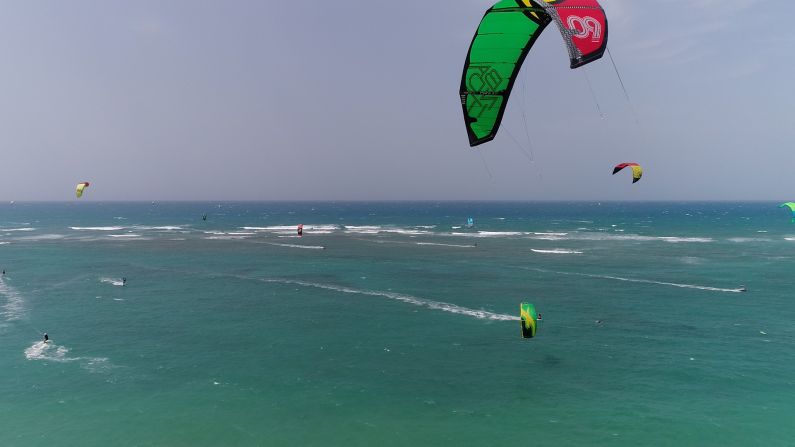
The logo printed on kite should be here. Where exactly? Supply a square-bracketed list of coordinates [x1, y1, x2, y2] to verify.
[467, 95, 500, 119]
[467, 66, 504, 94]
[567, 16, 601, 42]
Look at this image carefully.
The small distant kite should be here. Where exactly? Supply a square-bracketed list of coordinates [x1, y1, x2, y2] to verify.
[612, 163, 643, 183]
[76, 182, 90, 198]
[778, 202, 795, 223]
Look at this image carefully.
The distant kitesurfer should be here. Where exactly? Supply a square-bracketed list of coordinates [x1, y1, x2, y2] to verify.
[537, 313, 543, 321]
[122, 277, 127, 286]
[43, 333, 49, 343]
[739, 285, 747, 292]
[595, 320, 604, 325]
[202, 214, 207, 221]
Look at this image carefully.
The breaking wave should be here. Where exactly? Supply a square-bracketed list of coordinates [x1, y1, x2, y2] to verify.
[531, 249, 583, 254]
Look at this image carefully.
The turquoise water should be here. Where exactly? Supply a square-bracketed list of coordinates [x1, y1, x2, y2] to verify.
[1, 202, 793, 446]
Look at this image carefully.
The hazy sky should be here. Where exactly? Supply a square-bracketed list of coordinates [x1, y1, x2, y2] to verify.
[1, 0, 793, 201]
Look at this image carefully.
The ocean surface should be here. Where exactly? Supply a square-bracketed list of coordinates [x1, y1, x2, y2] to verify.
[1, 201, 793, 446]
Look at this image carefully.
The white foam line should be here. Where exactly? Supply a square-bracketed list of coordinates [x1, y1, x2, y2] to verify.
[16, 234, 66, 241]
[566, 234, 714, 243]
[527, 268, 743, 293]
[70, 226, 125, 231]
[415, 242, 477, 248]
[344, 226, 430, 236]
[531, 249, 583, 254]
[448, 231, 524, 238]
[351, 238, 409, 245]
[728, 237, 771, 243]
[262, 242, 325, 250]
[351, 238, 475, 248]
[259, 277, 517, 321]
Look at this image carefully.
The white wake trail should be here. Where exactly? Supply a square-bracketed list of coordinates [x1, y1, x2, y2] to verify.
[238, 276, 517, 321]
[527, 268, 743, 293]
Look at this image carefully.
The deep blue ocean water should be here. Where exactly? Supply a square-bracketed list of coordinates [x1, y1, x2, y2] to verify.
[1, 202, 793, 446]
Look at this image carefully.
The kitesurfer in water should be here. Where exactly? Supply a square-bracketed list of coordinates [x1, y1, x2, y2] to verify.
[537, 313, 543, 321]
[122, 277, 127, 286]
[739, 285, 747, 292]
[43, 333, 49, 343]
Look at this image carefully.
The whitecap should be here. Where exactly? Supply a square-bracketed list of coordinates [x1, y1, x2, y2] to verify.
[415, 242, 476, 248]
[15, 234, 66, 241]
[205, 235, 250, 240]
[100, 277, 125, 286]
[567, 233, 713, 243]
[728, 237, 771, 243]
[531, 249, 583, 254]
[449, 231, 524, 238]
[241, 226, 294, 231]
[344, 226, 429, 236]
[657, 237, 714, 243]
[262, 242, 325, 250]
[132, 225, 183, 231]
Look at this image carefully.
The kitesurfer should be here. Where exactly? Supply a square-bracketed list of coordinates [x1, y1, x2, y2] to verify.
[537, 313, 543, 321]
[122, 277, 127, 286]
[43, 333, 49, 343]
[739, 285, 747, 292]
